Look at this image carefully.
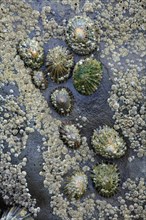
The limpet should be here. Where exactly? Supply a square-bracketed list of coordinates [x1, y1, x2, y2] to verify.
[73, 58, 102, 95]
[50, 87, 74, 115]
[65, 171, 88, 199]
[92, 125, 127, 159]
[18, 38, 44, 69]
[46, 46, 74, 83]
[66, 16, 99, 55]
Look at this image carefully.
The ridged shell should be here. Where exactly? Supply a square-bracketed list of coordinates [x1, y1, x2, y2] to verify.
[92, 163, 120, 197]
[32, 71, 47, 89]
[46, 46, 74, 83]
[60, 123, 81, 148]
[18, 38, 44, 69]
[50, 87, 74, 115]
[1, 207, 34, 220]
[73, 58, 102, 95]
[66, 16, 99, 55]
[92, 125, 127, 159]
[65, 172, 88, 199]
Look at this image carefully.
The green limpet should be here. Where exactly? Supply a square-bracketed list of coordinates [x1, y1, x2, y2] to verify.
[50, 87, 73, 115]
[60, 123, 81, 148]
[1, 207, 34, 220]
[92, 163, 120, 197]
[46, 46, 74, 83]
[73, 58, 102, 95]
[32, 71, 47, 89]
[92, 125, 127, 159]
[65, 172, 88, 199]
[66, 16, 99, 55]
[18, 38, 44, 69]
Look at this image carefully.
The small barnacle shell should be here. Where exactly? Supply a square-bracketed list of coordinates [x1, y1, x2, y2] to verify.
[65, 171, 88, 199]
[31, 71, 47, 89]
[92, 163, 120, 197]
[73, 58, 102, 95]
[1, 207, 34, 220]
[66, 16, 99, 55]
[46, 46, 74, 83]
[92, 125, 127, 159]
[17, 38, 44, 69]
[60, 123, 81, 148]
[50, 87, 74, 115]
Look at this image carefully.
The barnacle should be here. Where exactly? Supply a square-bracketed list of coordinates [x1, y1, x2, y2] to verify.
[65, 172, 88, 199]
[92, 125, 127, 159]
[73, 58, 102, 95]
[66, 16, 99, 55]
[18, 38, 44, 69]
[60, 123, 81, 148]
[50, 87, 74, 115]
[92, 163, 120, 197]
[31, 71, 47, 89]
[46, 46, 74, 83]
[0, 207, 34, 220]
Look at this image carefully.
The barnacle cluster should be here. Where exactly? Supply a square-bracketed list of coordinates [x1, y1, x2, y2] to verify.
[31, 71, 47, 89]
[17, 38, 44, 69]
[59, 123, 81, 148]
[65, 172, 88, 199]
[0, 207, 34, 220]
[73, 58, 102, 95]
[66, 16, 98, 55]
[92, 125, 127, 159]
[46, 46, 74, 83]
[50, 87, 73, 115]
[92, 163, 120, 197]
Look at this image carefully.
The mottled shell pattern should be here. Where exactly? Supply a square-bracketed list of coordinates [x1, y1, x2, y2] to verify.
[73, 58, 102, 95]
[66, 16, 98, 55]
[18, 38, 44, 69]
[50, 87, 73, 115]
[65, 172, 88, 199]
[60, 123, 81, 148]
[92, 163, 120, 197]
[32, 71, 47, 89]
[46, 46, 74, 83]
[92, 125, 127, 159]
[0, 207, 34, 220]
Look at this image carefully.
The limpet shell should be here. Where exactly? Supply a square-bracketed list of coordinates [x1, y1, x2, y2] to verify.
[92, 125, 127, 159]
[65, 171, 88, 199]
[73, 58, 102, 95]
[46, 46, 74, 83]
[92, 163, 120, 197]
[1, 207, 34, 220]
[60, 123, 81, 148]
[18, 38, 44, 69]
[50, 87, 74, 115]
[66, 16, 99, 55]
[32, 71, 47, 89]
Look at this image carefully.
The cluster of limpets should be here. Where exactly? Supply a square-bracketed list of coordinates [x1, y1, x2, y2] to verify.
[0, 207, 34, 220]
[63, 124, 126, 199]
[17, 38, 47, 90]
[17, 16, 102, 116]
[16, 16, 124, 201]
